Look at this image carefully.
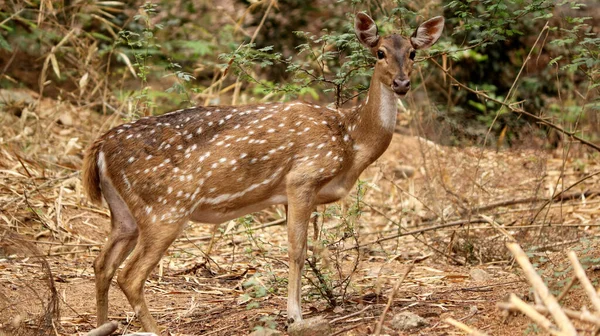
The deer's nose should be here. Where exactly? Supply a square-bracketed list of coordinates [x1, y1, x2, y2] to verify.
[392, 78, 410, 94]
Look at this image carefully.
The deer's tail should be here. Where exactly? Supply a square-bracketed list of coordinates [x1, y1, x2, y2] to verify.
[82, 139, 104, 205]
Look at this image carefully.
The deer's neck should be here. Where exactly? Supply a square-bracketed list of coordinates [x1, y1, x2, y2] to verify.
[347, 75, 398, 166]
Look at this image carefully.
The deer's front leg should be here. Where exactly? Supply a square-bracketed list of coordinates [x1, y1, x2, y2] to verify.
[286, 181, 316, 324]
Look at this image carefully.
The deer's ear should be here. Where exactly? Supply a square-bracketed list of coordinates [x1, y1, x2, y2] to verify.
[410, 16, 445, 50]
[355, 12, 380, 49]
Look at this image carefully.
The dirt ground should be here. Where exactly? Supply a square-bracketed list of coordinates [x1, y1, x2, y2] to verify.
[1, 89, 600, 335]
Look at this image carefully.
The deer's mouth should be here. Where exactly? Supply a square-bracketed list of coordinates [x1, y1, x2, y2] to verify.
[390, 85, 410, 97]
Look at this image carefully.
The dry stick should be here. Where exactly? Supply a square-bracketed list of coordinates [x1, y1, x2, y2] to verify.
[373, 262, 414, 336]
[445, 317, 488, 336]
[329, 306, 372, 324]
[457, 189, 600, 217]
[508, 294, 565, 336]
[356, 189, 598, 254]
[330, 323, 363, 336]
[85, 321, 118, 336]
[338, 218, 488, 252]
[430, 59, 600, 153]
[529, 234, 600, 252]
[567, 251, 600, 312]
[479, 214, 515, 242]
[360, 200, 465, 265]
[498, 302, 600, 326]
[531, 171, 600, 224]
[506, 243, 577, 335]
[556, 275, 577, 303]
[505, 21, 550, 105]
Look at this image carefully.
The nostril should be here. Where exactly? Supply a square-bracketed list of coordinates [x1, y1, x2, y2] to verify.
[393, 79, 411, 91]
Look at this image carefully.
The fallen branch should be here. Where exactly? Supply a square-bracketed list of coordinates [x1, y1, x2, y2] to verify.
[567, 251, 600, 312]
[337, 218, 488, 252]
[498, 302, 600, 326]
[506, 243, 577, 335]
[460, 190, 600, 217]
[531, 174, 600, 224]
[508, 294, 564, 336]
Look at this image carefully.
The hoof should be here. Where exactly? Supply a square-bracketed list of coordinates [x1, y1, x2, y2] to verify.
[287, 316, 330, 336]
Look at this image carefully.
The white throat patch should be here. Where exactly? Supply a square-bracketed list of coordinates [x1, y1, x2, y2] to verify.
[378, 83, 398, 132]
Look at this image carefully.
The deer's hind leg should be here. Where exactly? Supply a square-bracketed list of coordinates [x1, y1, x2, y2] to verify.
[94, 177, 139, 326]
[117, 213, 187, 333]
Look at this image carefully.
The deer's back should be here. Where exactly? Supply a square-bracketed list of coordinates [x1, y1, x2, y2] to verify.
[96, 102, 354, 224]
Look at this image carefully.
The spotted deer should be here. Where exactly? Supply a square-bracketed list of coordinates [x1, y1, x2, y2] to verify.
[82, 12, 444, 333]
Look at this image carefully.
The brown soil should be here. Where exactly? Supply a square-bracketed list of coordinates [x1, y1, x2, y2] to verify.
[1, 90, 600, 335]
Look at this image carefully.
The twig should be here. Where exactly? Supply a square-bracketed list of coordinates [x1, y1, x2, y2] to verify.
[529, 235, 600, 252]
[508, 294, 565, 336]
[498, 302, 600, 326]
[556, 275, 576, 303]
[373, 262, 414, 335]
[338, 218, 488, 252]
[329, 305, 372, 324]
[431, 59, 600, 153]
[479, 215, 515, 242]
[531, 172, 600, 224]
[506, 243, 577, 335]
[445, 317, 488, 336]
[232, 0, 275, 105]
[0, 8, 24, 27]
[458, 189, 600, 217]
[330, 323, 364, 336]
[568, 251, 600, 312]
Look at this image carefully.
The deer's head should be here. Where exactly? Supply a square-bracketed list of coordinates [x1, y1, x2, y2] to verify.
[355, 13, 444, 96]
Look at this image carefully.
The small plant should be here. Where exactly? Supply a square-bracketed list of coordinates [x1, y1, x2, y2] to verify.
[252, 315, 278, 332]
[241, 276, 269, 310]
[117, 2, 161, 118]
[302, 180, 367, 309]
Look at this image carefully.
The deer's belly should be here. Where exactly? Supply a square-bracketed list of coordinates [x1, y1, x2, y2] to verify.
[316, 174, 354, 204]
[190, 194, 287, 224]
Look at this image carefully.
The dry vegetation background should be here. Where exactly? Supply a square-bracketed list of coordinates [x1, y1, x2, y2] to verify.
[0, 0, 599, 335]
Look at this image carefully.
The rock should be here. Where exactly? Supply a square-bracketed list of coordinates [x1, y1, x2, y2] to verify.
[393, 165, 415, 179]
[390, 311, 427, 331]
[0, 89, 36, 105]
[470, 268, 491, 281]
[248, 327, 282, 336]
[288, 316, 331, 336]
[58, 112, 73, 126]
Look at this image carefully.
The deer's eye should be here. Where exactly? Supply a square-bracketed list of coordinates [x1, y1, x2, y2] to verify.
[409, 50, 416, 60]
[377, 50, 385, 60]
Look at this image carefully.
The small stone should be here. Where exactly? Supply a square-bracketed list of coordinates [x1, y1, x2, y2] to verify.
[288, 316, 331, 336]
[248, 327, 282, 336]
[393, 165, 415, 179]
[58, 113, 73, 126]
[390, 311, 427, 331]
[470, 268, 491, 281]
